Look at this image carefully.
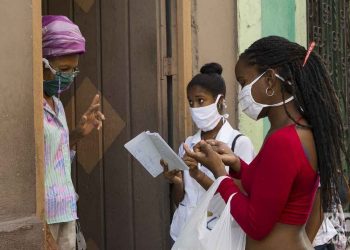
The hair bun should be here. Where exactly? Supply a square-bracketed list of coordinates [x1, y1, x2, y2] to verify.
[200, 62, 223, 75]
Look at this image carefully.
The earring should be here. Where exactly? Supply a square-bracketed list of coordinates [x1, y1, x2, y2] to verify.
[266, 87, 275, 97]
[223, 99, 227, 109]
[219, 100, 227, 109]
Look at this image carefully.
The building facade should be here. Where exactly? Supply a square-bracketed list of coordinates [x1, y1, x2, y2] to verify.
[0, 0, 349, 249]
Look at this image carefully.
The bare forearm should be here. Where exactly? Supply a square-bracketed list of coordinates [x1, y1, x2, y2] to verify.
[227, 157, 241, 174]
[69, 128, 84, 148]
[172, 182, 185, 206]
[193, 172, 214, 190]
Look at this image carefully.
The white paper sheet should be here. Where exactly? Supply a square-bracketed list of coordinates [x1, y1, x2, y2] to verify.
[124, 131, 189, 177]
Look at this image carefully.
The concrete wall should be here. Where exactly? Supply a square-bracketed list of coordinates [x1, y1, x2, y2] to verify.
[191, 0, 238, 126]
[0, 1, 44, 249]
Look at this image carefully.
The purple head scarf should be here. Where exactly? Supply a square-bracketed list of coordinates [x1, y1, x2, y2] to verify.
[42, 15, 86, 58]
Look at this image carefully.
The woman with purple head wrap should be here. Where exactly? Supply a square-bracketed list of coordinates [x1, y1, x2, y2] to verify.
[42, 15, 105, 250]
[42, 15, 86, 58]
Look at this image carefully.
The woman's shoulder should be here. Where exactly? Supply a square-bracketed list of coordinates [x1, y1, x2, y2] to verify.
[185, 130, 201, 144]
[178, 130, 201, 155]
[264, 125, 300, 151]
[52, 96, 65, 110]
[235, 134, 253, 147]
[232, 134, 255, 163]
[220, 121, 241, 140]
[224, 122, 252, 145]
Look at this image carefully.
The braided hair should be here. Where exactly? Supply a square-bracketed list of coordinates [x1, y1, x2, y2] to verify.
[240, 36, 347, 210]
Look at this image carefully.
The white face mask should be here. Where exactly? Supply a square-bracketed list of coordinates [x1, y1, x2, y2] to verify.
[238, 71, 294, 120]
[190, 94, 223, 132]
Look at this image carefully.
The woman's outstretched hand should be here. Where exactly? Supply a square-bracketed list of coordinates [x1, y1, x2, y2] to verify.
[183, 141, 227, 178]
[69, 94, 105, 147]
[78, 94, 105, 135]
[206, 139, 241, 173]
[183, 154, 203, 180]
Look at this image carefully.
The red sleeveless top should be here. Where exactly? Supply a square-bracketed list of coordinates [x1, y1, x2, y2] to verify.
[217, 124, 319, 240]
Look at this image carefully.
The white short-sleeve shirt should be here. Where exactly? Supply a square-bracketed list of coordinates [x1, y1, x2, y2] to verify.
[170, 120, 255, 240]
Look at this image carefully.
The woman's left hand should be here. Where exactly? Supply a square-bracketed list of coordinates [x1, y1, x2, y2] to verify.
[77, 94, 105, 136]
[183, 141, 227, 178]
[183, 154, 203, 180]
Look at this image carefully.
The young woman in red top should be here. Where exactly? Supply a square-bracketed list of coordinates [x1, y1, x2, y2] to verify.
[184, 36, 347, 250]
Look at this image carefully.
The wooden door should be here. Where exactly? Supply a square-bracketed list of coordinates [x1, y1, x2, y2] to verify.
[42, 0, 171, 249]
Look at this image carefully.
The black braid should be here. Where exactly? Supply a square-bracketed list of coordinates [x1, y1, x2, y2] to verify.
[240, 36, 348, 210]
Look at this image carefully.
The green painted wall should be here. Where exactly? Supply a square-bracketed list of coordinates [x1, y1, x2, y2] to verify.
[237, 0, 307, 152]
[295, 0, 307, 47]
[237, 0, 264, 153]
[262, 0, 296, 39]
[261, 0, 296, 136]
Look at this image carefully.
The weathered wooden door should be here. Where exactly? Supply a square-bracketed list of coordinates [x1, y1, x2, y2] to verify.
[42, 0, 171, 249]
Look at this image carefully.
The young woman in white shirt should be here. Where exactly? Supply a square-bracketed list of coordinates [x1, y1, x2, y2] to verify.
[161, 62, 255, 242]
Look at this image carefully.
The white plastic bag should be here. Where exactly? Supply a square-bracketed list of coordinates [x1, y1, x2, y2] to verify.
[172, 176, 246, 250]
